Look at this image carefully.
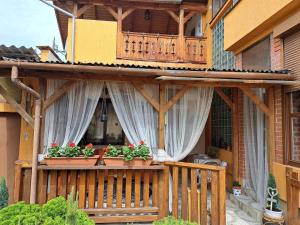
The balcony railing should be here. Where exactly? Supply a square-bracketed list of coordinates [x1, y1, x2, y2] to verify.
[118, 32, 207, 64]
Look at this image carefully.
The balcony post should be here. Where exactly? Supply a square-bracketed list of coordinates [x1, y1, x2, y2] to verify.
[178, 9, 185, 61]
[117, 7, 123, 58]
[159, 84, 166, 149]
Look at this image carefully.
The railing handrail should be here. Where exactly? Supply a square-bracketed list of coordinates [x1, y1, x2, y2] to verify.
[38, 165, 164, 170]
[122, 31, 178, 38]
[164, 161, 226, 171]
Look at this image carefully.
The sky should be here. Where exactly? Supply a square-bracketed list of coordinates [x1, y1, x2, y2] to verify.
[0, 0, 63, 52]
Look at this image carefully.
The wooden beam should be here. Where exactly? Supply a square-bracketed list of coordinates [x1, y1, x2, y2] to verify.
[267, 87, 275, 173]
[0, 84, 34, 127]
[232, 88, 239, 183]
[43, 81, 76, 112]
[122, 8, 135, 20]
[210, 0, 233, 28]
[131, 82, 159, 111]
[164, 85, 191, 112]
[167, 10, 179, 23]
[178, 9, 185, 61]
[239, 87, 271, 116]
[76, 4, 94, 17]
[117, 7, 123, 58]
[104, 6, 118, 20]
[159, 84, 166, 149]
[184, 11, 197, 24]
[214, 87, 233, 109]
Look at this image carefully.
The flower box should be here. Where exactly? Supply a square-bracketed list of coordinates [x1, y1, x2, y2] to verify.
[103, 156, 153, 167]
[44, 155, 99, 166]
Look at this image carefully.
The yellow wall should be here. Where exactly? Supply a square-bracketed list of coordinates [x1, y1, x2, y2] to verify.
[224, 0, 300, 53]
[67, 19, 117, 64]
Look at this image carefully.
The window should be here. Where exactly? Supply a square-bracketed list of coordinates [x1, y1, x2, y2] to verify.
[212, 0, 227, 18]
[287, 91, 300, 165]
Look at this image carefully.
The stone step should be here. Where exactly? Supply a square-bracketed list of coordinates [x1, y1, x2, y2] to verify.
[229, 193, 264, 223]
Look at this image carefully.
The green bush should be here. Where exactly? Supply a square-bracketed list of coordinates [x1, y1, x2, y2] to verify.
[0, 177, 8, 210]
[153, 217, 198, 225]
[0, 196, 94, 225]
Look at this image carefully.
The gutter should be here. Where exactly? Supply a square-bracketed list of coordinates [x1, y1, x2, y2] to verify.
[11, 66, 41, 204]
[39, 0, 76, 64]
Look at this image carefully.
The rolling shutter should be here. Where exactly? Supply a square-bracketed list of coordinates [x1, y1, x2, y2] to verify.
[284, 30, 300, 91]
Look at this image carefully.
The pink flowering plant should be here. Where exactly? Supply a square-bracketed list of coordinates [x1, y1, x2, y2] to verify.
[47, 142, 96, 158]
[104, 141, 151, 161]
[82, 143, 95, 158]
[48, 143, 61, 157]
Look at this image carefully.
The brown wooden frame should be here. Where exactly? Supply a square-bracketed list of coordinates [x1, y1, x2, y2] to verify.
[285, 91, 300, 167]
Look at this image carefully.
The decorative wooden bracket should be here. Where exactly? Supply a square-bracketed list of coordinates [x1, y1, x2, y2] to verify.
[122, 8, 135, 20]
[131, 82, 159, 111]
[240, 87, 271, 116]
[105, 6, 118, 20]
[163, 85, 191, 113]
[43, 81, 76, 112]
[183, 11, 197, 24]
[0, 84, 34, 127]
[167, 10, 197, 24]
[167, 10, 179, 23]
[214, 87, 233, 109]
[76, 5, 94, 17]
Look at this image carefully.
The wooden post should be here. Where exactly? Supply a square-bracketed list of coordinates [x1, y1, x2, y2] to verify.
[13, 164, 22, 203]
[117, 7, 123, 58]
[267, 87, 275, 173]
[30, 99, 41, 204]
[178, 9, 185, 61]
[159, 84, 166, 149]
[232, 88, 239, 182]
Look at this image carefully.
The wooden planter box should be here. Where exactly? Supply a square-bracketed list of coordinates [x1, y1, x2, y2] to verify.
[44, 155, 99, 166]
[103, 156, 152, 166]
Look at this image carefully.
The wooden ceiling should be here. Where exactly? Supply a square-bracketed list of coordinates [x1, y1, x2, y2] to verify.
[53, 0, 208, 47]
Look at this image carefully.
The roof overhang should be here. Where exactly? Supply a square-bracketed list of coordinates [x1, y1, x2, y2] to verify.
[0, 60, 295, 88]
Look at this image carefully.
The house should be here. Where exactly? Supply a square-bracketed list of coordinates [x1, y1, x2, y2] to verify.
[0, 0, 299, 224]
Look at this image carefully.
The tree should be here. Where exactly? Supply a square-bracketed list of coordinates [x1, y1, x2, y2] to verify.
[0, 177, 9, 209]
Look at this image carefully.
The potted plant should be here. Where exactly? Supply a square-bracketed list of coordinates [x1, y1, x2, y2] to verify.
[232, 181, 242, 196]
[44, 143, 99, 166]
[264, 173, 283, 219]
[103, 141, 153, 166]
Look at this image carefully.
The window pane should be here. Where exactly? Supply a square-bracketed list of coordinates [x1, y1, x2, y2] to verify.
[291, 91, 300, 113]
[291, 117, 300, 162]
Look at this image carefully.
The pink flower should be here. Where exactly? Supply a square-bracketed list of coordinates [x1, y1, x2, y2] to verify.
[128, 144, 134, 149]
[86, 143, 93, 148]
[69, 142, 76, 148]
[139, 140, 145, 145]
[51, 143, 58, 148]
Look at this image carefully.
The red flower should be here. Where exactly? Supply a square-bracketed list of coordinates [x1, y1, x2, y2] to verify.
[69, 142, 76, 148]
[103, 147, 109, 152]
[86, 143, 93, 149]
[139, 140, 145, 145]
[51, 143, 58, 148]
[128, 144, 134, 149]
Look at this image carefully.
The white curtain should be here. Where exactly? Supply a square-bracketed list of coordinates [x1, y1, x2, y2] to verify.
[244, 89, 268, 206]
[165, 86, 213, 161]
[43, 80, 104, 152]
[106, 82, 158, 150]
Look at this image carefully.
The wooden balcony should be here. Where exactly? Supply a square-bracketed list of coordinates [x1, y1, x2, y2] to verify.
[118, 32, 207, 64]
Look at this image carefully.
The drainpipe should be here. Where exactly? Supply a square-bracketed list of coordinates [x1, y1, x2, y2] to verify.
[11, 66, 41, 204]
[39, 0, 76, 64]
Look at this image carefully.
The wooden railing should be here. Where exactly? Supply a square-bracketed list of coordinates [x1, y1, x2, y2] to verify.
[118, 32, 207, 63]
[164, 162, 226, 225]
[14, 162, 225, 224]
[286, 168, 300, 224]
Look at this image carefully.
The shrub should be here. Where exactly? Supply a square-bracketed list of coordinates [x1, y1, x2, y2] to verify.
[266, 173, 280, 211]
[153, 217, 198, 225]
[0, 195, 94, 225]
[0, 177, 8, 210]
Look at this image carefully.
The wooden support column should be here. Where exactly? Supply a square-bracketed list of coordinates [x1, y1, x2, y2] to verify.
[117, 7, 123, 58]
[178, 9, 185, 61]
[267, 87, 275, 173]
[159, 84, 166, 149]
[232, 88, 239, 182]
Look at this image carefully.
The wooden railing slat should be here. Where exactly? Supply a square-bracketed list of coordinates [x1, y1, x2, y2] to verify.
[143, 171, 150, 207]
[58, 171, 67, 198]
[172, 166, 179, 219]
[134, 170, 141, 208]
[49, 171, 57, 200]
[125, 170, 132, 208]
[107, 170, 114, 208]
[78, 170, 86, 208]
[37, 170, 47, 204]
[68, 171, 77, 195]
[218, 169, 226, 225]
[190, 168, 198, 222]
[97, 170, 105, 208]
[152, 170, 158, 207]
[88, 170, 96, 208]
[200, 170, 208, 225]
[211, 170, 219, 225]
[116, 170, 123, 208]
[181, 167, 188, 220]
